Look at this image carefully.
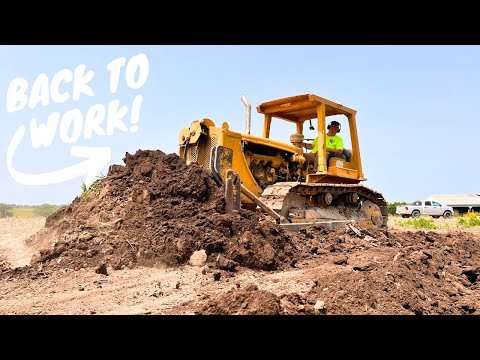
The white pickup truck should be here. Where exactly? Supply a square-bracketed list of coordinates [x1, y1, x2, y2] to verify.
[396, 200, 454, 219]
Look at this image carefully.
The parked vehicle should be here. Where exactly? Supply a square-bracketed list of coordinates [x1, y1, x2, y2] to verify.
[396, 200, 453, 219]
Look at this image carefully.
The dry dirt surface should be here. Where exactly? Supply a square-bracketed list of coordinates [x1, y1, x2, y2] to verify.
[1, 149, 480, 315]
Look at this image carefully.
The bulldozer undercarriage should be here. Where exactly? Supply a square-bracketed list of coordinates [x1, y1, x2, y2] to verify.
[222, 168, 388, 231]
[258, 182, 387, 231]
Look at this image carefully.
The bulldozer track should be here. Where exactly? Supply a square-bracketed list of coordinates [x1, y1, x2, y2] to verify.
[260, 182, 386, 205]
[259, 182, 388, 229]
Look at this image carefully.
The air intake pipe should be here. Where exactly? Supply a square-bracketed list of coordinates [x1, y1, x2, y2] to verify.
[241, 95, 251, 134]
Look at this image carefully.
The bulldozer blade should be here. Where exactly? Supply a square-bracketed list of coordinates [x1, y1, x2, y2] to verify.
[280, 220, 353, 232]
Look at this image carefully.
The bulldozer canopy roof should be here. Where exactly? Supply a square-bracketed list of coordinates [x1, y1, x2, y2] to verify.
[256, 94, 356, 124]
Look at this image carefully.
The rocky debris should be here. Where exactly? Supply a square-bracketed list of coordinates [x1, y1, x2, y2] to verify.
[195, 227, 480, 315]
[314, 300, 326, 314]
[189, 250, 207, 266]
[216, 254, 237, 271]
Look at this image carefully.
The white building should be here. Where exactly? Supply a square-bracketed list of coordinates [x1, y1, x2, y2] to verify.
[426, 194, 480, 214]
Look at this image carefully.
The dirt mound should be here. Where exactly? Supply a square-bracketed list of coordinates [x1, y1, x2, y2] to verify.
[13, 150, 299, 276]
[302, 228, 480, 315]
[198, 284, 282, 315]
[195, 227, 480, 315]
[299, 227, 480, 314]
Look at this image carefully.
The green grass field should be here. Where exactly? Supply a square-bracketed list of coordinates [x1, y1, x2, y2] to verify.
[6, 205, 60, 218]
[388, 213, 480, 232]
[12, 207, 38, 218]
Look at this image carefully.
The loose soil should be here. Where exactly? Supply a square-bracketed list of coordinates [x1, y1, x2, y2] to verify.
[1, 150, 479, 315]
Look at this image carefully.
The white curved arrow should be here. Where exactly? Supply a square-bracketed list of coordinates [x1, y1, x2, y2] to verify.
[7, 125, 111, 188]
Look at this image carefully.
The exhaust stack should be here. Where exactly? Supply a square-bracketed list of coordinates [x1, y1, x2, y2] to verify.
[241, 95, 251, 134]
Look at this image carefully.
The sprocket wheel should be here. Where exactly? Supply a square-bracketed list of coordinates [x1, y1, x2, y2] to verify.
[361, 200, 383, 228]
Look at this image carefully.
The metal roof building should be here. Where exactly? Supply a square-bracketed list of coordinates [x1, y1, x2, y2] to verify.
[426, 194, 480, 213]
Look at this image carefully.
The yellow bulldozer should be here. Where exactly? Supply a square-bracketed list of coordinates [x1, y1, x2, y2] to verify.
[178, 94, 387, 231]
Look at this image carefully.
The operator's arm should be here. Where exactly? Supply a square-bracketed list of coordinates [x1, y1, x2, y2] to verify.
[305, 137, 318, 152]
[326, 147, 343, 154]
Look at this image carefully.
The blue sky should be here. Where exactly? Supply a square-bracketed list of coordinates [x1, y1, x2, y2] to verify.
[1, 45, 478, 206]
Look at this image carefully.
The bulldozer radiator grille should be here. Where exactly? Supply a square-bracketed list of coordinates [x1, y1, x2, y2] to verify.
[187, 135, 218, 167]
[203, 135, 218, 168]
[188, 146, 198, 164]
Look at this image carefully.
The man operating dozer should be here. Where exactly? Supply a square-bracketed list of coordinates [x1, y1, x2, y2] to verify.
[304, 120, 350, 171]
